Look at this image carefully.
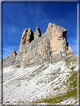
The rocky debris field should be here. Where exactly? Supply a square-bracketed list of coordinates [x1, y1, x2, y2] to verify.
[60, 98, 77, 104]
[2, 56, 78, 105]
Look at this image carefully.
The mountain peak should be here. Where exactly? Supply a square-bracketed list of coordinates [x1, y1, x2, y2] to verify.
[3, 23, 75, 67]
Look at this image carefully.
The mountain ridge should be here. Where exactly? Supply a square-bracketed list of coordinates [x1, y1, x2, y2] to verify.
[3, 23, 75, 67]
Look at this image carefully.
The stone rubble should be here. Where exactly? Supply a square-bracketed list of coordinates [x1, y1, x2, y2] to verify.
[60, 98, 77, 104]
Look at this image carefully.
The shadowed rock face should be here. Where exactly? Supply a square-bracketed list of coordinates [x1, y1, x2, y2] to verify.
[34, 27, 41, 38]
[20, 28, 34, 50]
[26, 28, 34, 43]
[3, 23, 75, 67]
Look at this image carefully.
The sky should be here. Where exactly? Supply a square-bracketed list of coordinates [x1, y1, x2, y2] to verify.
[3, 2, 77, 58]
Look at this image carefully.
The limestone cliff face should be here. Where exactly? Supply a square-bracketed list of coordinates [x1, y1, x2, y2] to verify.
[3, 23, 75, 67]
[47, 23, 68, 57]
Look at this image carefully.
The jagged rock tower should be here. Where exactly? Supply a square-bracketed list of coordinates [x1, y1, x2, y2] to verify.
[3, 23, 74, 67]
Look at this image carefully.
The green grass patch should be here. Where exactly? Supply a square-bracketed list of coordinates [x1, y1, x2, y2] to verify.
[70, 66, 76, 71]
[67, 71, 77, 88]
[32, 88, 77, 104]
[65, 57, 77, 68]
[65, 59, 71, 67]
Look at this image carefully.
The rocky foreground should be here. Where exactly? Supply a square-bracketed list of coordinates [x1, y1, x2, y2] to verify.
[3, 56, 78, 105]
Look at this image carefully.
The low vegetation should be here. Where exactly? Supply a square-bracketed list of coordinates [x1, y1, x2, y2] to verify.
[32, 71, 77, 104]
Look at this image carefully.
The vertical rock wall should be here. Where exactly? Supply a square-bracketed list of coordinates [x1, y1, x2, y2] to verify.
[3, 23, 75, 67]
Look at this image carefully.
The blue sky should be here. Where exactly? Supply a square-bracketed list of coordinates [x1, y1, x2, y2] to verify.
[3, 2, 77, 58]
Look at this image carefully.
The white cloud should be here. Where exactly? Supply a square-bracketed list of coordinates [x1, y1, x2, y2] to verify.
[41, 19, 49, 24]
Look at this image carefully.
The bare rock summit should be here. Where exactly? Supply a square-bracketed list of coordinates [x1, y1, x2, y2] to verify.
[3, 23, 75, 67]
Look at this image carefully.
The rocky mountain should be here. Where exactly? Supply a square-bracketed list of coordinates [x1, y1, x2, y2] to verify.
[2, 23, 78, 105]
[3, 23, 74, 67]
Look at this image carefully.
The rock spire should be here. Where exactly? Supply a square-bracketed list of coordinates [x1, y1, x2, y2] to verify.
[3, 23, 75, 67]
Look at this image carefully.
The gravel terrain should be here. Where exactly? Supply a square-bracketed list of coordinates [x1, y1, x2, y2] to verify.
[2, 57, 78, 105]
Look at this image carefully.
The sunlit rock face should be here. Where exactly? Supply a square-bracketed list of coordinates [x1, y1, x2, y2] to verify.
[46, 23, 68, 57]
[3, 23, 75, 67]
